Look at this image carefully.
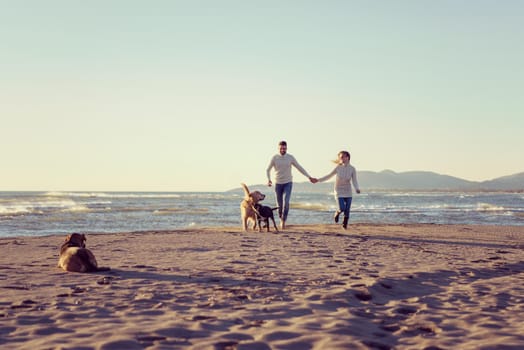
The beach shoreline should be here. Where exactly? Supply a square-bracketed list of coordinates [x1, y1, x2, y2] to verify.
[1, 224, 523, 349]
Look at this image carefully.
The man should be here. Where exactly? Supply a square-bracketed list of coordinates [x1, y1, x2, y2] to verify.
[266, 140, 317, 229]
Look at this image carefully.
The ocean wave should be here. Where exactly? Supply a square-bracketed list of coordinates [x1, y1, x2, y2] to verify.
[0, 205, 31, 215]
[291, 202, 332, 211]
[476, 203, 505, 212]
[153, 208, 209, 215]
[380, 192, 459, 197]
[0, 205, 35, 216]
[43, 191, 237, 200]
[358, 208, 420, 214]
[0, 199, 80, 216]
[60, 205, 93, 213]
[44, 191, 184, 199]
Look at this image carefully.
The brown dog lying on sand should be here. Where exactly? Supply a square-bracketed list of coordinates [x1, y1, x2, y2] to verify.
[240, 183, 266, 231]
[58, 233, 110, 272]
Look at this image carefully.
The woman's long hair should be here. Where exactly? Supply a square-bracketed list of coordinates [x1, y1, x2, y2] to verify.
[332, 150, 350, 164]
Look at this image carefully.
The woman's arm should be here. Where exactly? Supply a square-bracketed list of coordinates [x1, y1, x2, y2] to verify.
[317, 167, 338, 183]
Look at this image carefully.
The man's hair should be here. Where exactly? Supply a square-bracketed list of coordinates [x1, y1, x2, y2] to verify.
[278, 140, 287, 146]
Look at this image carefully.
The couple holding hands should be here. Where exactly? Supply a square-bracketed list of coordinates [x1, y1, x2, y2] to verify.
[266, 140, 361, 230]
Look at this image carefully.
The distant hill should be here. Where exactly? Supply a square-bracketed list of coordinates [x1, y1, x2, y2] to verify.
[231, 170, 524, 192]
[356, 170, 479, 191]
[480, 172, 524, 191]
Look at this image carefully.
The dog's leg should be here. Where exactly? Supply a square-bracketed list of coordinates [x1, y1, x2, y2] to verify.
[242, 216, 248, 231]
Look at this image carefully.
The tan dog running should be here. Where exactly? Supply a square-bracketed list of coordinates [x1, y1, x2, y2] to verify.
[58, 233, 110, 272]
[240, 183, 265, 231]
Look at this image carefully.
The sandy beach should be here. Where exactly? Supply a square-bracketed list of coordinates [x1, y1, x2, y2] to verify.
[1, 224, 523, 349]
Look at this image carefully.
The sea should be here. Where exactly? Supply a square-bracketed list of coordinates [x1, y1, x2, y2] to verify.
[0, 190, 523, 238]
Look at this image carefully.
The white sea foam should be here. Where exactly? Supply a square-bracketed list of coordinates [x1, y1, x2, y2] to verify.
[61, 205, 91, 213]
[153, 208, 209, 215]
[383, 191, 451, 197]
[0, 204, 33, 216]
[44, 191, 183, 199]
[153, 208, 183, 215]
[0, 199, 78, 216]
[476, 203, 505, 212]
[291, 202, 331, 211]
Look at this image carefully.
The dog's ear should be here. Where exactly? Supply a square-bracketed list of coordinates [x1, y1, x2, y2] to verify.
[81, 234, 86, 242]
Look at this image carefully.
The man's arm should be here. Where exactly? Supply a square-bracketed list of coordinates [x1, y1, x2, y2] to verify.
[291, 156, 312, 179]
[266, 156, 275, 186]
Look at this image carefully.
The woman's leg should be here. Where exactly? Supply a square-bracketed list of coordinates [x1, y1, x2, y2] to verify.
[343, 197, 352, 218]
[334, 197, 345, 223]
[342, 197, 353, 229]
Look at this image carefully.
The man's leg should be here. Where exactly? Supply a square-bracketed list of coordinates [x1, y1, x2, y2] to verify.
[280, 182, 293, 228]
[275, 183, 284, 220]
[282, 182, 293, 221]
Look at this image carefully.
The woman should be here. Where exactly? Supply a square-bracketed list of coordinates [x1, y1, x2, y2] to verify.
[317, 151, 361, 229]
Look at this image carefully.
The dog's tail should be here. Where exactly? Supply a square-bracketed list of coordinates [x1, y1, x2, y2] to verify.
[272, 207, 279, 211]
[96, 266, 111, 272]
[241, 183, 250, 198]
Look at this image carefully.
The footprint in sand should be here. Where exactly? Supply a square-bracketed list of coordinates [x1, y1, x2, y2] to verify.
[99, 339, 143, 350]
[354, 290, 373, 301]
[394, 305, 418, 316]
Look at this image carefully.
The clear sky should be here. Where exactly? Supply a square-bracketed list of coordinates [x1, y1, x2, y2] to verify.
[2, 1, 523, 192]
